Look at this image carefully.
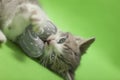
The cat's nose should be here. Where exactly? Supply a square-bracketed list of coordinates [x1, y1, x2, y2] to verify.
[46, 35, 55, 44]
[46, 39, 51, 44]
[44, 39, 52, 45]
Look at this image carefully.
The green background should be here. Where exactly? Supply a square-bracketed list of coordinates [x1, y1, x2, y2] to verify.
[0, 0, 120, 80]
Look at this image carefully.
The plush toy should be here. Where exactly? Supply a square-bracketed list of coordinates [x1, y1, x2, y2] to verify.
[16, 20, 57, 58]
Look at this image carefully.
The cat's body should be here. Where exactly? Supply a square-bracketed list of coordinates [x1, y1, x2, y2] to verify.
[0, 0, 95, 80]
[0, 0, 48, 42]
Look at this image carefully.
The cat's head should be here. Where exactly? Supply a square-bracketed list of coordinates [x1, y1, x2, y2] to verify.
[42, 31, 95, 80]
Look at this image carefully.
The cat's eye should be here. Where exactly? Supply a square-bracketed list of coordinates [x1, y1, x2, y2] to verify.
[57, 38, 66, 44]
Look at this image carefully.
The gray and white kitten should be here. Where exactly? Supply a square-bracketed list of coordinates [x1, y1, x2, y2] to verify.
[0, 0, 95, 80]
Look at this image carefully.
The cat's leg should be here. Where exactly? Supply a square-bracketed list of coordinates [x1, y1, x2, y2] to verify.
[17, 3, 48, 33]
[18, 3, 48, 34]
[2, 3, 47, 41]
[25, 3, 48, 34]
[0, 30, 7, 43]
[2, 4, 31, 41]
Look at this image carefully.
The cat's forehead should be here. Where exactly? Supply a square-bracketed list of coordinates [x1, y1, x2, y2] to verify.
[56, 31, 78, 42]
[54, 32, 68, 39]
[58, 31, 68, 37]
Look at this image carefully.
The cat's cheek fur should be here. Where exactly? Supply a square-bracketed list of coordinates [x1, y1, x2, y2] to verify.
[51, 41, 63, 54]
[3, 3, 47, 41]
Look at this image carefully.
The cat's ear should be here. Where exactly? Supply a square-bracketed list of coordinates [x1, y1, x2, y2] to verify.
[75, 37, 95, 55]
[79, 37, 95, 55]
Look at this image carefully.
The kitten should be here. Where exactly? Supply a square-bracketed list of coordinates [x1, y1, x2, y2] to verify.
[40, 31, 95, 80]
[0, 0, 49, 42]
[0, 0, 95, 80]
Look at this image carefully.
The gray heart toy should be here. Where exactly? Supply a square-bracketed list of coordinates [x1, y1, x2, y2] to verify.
[15, 20, 57, 58]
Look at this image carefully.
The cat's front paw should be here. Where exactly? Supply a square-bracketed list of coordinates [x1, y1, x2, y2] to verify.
[30, 10, 45, 34]
[0, 31, 7, 44]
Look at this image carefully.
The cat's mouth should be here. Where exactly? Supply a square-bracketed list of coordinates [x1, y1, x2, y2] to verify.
[43, 41, 49, 48]
[44, 40, 51, 45]
[43, 40, 53, 49]
[44, 38, 55, 46]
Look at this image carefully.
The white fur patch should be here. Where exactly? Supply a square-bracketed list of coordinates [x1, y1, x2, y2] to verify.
[0, 30, 7, 43]
[3, 3, 48, 41]
[46, 32, 65, 55]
